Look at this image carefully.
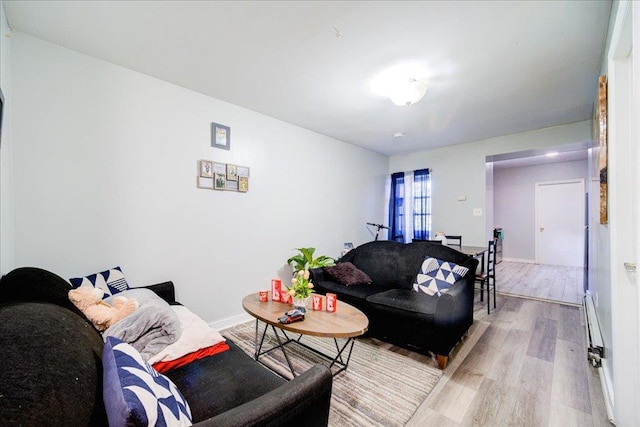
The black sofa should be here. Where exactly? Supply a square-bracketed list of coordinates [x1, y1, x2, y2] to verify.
[311, 241, 478, 369]
[0, 267, 332, 426]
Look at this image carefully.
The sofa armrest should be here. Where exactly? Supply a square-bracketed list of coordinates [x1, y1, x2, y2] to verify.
[433, 257, 478, 328]
[196, 364, 333, 427]
[138, 281, 176, 304]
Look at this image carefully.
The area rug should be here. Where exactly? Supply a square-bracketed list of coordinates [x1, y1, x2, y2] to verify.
[223, 321, 443, 427]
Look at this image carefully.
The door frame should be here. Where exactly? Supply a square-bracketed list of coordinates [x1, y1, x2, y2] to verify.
[607, 1, 639, 424]
[534, 178, 585, 266]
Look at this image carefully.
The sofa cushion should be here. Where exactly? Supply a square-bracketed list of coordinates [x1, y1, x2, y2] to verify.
[315, 280, 384, 300]
[412, 257, 469, 296]
[164, 340, 286, 422]
[70, 266, 130, 298]
[103, 336, 192, 427]
[366, 289, 438, 316]
[324, 262, 372, 286]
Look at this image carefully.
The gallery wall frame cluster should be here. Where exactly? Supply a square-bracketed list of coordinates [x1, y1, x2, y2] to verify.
[197, 121, 249, 193]
[197, 160, 249, 192]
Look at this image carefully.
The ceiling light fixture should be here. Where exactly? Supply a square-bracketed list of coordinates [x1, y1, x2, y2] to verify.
[371, 63, 429, 107]
[545, 152, 560, 157]
[388, 78, 427, 107]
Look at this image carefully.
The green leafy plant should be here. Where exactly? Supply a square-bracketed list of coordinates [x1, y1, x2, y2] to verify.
[286, 247, 335, 273]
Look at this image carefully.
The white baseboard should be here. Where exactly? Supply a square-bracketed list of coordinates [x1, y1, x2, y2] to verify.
[599, 362, 615, 424]
[501, 258, 536, 264]
[209, 312, 251, 332]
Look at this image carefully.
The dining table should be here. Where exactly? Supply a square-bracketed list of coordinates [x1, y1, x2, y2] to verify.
[459, 245, 488, 274]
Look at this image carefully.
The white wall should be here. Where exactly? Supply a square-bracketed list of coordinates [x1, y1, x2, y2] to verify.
[0, 1, 14, 273]
[390, 121, 592, 246]
[8, 33, 388, 325]
[494, 159, 588, 262]
[588, 0, 616, 420]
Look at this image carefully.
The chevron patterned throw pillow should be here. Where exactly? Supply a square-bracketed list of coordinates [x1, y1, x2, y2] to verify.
[69, 266, 130, 298]
[412, 256, 469, 296]
[103, 336, 192, 427]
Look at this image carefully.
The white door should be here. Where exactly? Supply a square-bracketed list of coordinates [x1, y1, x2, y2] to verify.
[535, 179, 585, 267]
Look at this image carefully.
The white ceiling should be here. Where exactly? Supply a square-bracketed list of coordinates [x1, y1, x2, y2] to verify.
[3, 1, 611, 156]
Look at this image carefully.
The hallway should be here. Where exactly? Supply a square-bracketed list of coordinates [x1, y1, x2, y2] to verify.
[494, 261, 584, 306]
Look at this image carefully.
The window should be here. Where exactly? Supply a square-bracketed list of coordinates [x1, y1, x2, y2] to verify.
[388, 169, 431, 242]
[413, 169, 431, 240]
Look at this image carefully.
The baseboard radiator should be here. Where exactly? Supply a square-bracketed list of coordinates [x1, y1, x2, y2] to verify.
[583, 294, 604, 366]
[583, 294, 615, 424]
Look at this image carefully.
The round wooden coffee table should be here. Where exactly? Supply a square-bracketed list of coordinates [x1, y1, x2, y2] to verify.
[242, 293, 369, 377]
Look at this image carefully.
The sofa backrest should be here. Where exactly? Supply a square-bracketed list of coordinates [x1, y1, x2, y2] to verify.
[341, 240, 476, 290]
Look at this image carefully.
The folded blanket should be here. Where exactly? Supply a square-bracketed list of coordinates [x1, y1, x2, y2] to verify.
[148, 305, 227, 368]
[103, 288, 181, 360]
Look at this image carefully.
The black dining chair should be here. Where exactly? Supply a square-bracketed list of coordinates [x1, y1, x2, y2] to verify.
[475, 239, 497, 314]
[445, 235, 462, 248]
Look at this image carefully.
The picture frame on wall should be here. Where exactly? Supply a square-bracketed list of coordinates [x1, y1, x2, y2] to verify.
[226, 164, 238, 181]
[214, 173, 226, 190]
[197, 176, 214, 189]
[593, 75, 608, 224]
[225, 179, 239, 191]
[211, 122, 231, 150]
[0, 87, 4, 147]
[200, 160, 213, 178]
[238, 176, 249, 193]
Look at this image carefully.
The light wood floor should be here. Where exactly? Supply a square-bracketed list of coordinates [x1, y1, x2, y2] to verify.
[361, 294, 611, 426]
[495, 261, 585, 305]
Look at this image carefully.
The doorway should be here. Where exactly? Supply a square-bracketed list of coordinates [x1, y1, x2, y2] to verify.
[535, 179, 585, 267]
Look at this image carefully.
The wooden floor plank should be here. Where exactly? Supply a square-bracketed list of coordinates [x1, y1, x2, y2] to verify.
[405, 293, 611, 427]
[496, 261, 583, 305]
[526, 317, 558, 362]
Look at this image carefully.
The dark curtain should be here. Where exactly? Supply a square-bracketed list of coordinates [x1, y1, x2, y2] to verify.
[413, 168, 431, 240]
[388, 172, 405, 242]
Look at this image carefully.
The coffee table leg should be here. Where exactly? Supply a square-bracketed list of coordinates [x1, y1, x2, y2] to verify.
[271, 325, 297, 378]
[328, 338, 356, 375]
[254, 320, 269, 360]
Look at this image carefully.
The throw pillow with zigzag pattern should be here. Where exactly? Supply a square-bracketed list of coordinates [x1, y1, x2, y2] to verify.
[103, 336, 192, 427]
[412, 256, 469, 296]
[69, 266, 130, 298]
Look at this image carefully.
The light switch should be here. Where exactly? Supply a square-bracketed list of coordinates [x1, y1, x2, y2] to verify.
[473, 208, 482, 216]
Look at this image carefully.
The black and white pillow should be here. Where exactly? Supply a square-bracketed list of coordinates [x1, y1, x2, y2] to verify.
[69, 266, 130, 298]
[102, 336, 192, 427]
[413, 256, 469, 296]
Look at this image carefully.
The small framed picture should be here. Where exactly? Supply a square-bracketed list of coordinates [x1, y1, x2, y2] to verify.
[237, 165, 250, 177]
[211, 122, 231, 150]
[239, 176, 249, 192]
[197, 176, 214, 189]
[213, 162, 226, 175]
[225, 179, 239, 191]
[226, 164, 238, 181]
[214, 173, 226, 190]
[200, 160, 213, 178]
